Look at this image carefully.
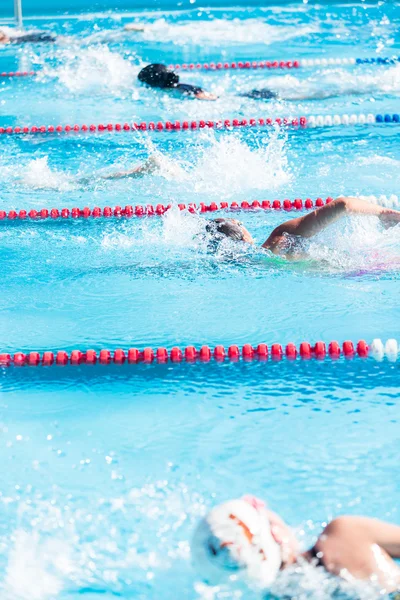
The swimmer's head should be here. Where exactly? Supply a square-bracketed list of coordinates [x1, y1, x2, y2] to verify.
[206, 218, 254, 245]
[192, 496, 297, 589]
[138, 64, 179, 89]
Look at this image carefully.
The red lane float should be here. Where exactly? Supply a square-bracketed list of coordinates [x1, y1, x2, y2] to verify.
[168, 60, 300, 71]
[0, 116, 307, 136]
[0, 71, 36, 78]
[0, 197, 335, 222]
[0, 340, 373, 367]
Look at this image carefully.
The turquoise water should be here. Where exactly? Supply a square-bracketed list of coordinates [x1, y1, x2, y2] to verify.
[0, 2, 400, 599]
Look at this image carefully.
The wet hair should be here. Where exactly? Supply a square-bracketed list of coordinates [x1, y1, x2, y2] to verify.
[138, 64, 179, 89]
[205, 218, 245, 242]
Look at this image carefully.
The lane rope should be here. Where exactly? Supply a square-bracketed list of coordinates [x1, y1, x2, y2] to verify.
[168, 56, 400, 71]
[1, 56, 398, 79]
[0, 340, 398, 366]
[2, 195, 399, 222]
[0, 113, 399, 136]
[0, 71, 37, 78]
[0, 197, 336, 221]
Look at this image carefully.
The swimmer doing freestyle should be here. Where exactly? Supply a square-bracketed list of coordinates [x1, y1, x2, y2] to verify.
[206, 195, 400, 256]
[137, 63, 352, 102]
[137, 63, 276, 101]
[96, 156, 400, 254]
[138, 63, 218, 100]
[193, 495, 400, 596]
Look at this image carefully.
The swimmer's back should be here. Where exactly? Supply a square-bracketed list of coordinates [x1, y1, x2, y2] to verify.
[240, 88, 278, 100]
[175, 83, 204, 96]
[10, 31, 56, 44]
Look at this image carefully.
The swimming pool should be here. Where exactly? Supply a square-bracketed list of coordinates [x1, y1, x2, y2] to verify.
[0, 2, 400, 599]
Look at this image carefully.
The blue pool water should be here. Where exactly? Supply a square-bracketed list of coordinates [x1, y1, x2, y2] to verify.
[0, 2, 400, 599]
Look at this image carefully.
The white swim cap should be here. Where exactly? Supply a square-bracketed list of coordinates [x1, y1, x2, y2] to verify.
[192, 496, 282, 589]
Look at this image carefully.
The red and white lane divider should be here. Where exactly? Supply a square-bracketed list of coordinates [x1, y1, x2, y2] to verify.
[168, 56, 399, 71]
[168, 60, 301, 70]
[0, 197, 335, 221]
[1, 113, 398, 136]
[0, 340, 397, 367]
[0, 116, 306, 135]
[2, 56, 397, 79]
[2, 195, 398, 222]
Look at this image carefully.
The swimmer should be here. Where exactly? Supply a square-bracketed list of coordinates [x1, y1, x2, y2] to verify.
[0, 28, 56, 44]
[193, 495, 400, 595]
[76, 155, 166, 185]
[137, 63, 218, 100]
[136, 63, 348, 102]
[205, 196, 400, 256]
[100, 155, 161, 180]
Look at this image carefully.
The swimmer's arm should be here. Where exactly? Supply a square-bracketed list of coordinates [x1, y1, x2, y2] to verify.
[101, 155, 160, 180]
[262, 196, 400, 253]
[355, 517, 400, 558]
[308, 516, 400, 586]
[315, 516, 400, 558]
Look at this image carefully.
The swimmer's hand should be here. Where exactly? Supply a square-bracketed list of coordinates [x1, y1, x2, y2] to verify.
[0, 31, 10, 44]
[378, 210, 400, 229]
[124, 23, 145, 32]
[194, 91, 218, 101]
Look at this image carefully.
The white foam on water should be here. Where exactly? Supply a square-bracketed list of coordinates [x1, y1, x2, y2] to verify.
[185, 128, 291, 198]
[0, 490, 395, 600]
[161, 205, 204, 248]
[270, 558, 385, 600]
[306, 215, 400, 273]
[2, 529, 73, 600]
[320, 63, 400, 96]
[140, 18, 320, 46]
[98, 128, 290, 205]
[357, 156, 400, 168]
[42, 46, 138, 93]
[148, 151, 190, 182]
[21, 156, 76, 191]
[100, 206, 204, 256]
[249, 63, 400, 101]
[0, 481, 203, 596]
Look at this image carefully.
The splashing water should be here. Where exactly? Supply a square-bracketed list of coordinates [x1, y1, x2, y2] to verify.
[0, 481, 205, 600]
[306, 216, 400, 274]
[3, 530, 73, 600]
[42, 46, 138, 94]
[141, 18, 320, 46]
[21, 157, 76, 192]
[179, 128, 291, 198]
[245, 64, 400, 101]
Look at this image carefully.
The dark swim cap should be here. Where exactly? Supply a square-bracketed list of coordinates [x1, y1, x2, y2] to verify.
[206, 219, 245, 241]
[138, 64, 179, 89]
